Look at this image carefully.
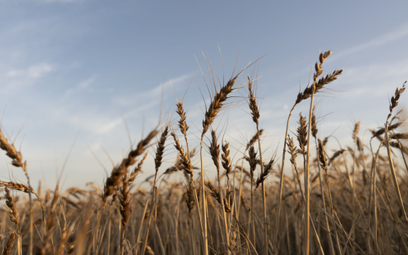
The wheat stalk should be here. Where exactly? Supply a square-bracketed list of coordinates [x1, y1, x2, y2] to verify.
[199, 68, 246, 255]
[0, 126, 33, 255]
[274, 51, 342, 254]
[142, 126, 169, 255]
[247, 76, 269, 254]
[92, 128, 158, 254]
[2, 232, 15, 255]
[383, 81, 408, 223]
[209, 130, 230, 253]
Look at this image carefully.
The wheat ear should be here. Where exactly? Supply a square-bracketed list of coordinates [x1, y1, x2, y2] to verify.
[248, 76, 269, 254]
[91, 128, 158, 254]
[274, 51, 342, 253]
[0, 127, 34, 255]
[200, 69, 245, 255]
[142, 126, 169, 255]
[384, 82, 408, 223]
[209, 130, 230, 253]
[311, 110, 336, 255]
[2, 232, 16, 255]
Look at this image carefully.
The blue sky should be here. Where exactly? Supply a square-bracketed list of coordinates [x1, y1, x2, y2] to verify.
[0, 0, 407, 190]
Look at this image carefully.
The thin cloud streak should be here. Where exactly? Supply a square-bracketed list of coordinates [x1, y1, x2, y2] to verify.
[62, 75, 97, 99]
[112, 73, 192, 107]
[7, 62, 54, 79]
[62, 97, 159, 135]
[333, 23, 408, 61]
[339, 59, 408, 98]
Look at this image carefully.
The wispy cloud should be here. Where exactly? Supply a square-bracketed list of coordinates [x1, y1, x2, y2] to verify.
[93, 117, 123, 134]
[152, 74, 192, 95]
[63, 75, 96, 98]
[7, 62, 54, 79]
[0, 62, 56, 94]
[339, 59, 408, 98]
[61, 98, 158, 136]
[333, 23, 408, 60]
[66, 113, 123, 135]
[48, 72, 178, 136]
[112, 74, 192, 107]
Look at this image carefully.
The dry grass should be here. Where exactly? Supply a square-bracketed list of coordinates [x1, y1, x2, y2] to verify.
[1, 51, 408, 255]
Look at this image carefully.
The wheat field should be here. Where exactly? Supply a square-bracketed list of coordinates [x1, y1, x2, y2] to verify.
[1, 51, 407, 255]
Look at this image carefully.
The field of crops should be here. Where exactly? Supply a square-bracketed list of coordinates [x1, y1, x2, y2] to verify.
[1, 51, 407, 255]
